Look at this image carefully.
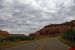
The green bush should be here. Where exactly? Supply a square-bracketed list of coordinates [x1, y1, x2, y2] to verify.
[63, 29, 75, 42]
[0, 36, 34, 42]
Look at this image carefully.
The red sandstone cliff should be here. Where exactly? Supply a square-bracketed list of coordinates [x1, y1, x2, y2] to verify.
[29, 20, 75, 36]
[0, 30, 9, 38]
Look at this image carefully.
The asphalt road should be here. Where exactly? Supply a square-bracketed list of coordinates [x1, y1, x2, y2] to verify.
[5, 37, 70, 50]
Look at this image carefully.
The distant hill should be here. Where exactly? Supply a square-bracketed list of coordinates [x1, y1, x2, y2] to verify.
[29, 20, 75, 36]
[0, 30, 9, 39]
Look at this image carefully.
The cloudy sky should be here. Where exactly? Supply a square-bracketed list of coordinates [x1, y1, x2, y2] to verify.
[0, 0, 75, 35]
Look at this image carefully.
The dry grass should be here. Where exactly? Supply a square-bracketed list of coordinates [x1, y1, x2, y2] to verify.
[0, 40, 32, 50]
[59, 37, 75, 47]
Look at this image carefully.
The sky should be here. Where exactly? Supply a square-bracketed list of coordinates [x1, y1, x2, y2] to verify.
[0, 0, 75, 35]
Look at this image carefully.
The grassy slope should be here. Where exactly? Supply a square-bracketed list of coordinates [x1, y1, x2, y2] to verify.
[0, 40, 32, 50]
[59, 36, 75, 47]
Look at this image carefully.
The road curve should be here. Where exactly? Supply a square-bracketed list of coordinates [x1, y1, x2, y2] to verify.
[5, 37, 70, 50]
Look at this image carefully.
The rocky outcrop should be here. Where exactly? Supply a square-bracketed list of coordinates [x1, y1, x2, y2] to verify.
[29, 20, 75, 36]
[0, 30, 9, 39]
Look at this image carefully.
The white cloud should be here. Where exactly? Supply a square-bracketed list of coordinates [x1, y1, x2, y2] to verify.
[0, 0, 75, 34]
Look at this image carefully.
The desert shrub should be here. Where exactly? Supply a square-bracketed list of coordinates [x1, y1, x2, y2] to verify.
[63, 29, 75, 42]
[0, 36, 34, 42]
[7, 36, 33, 41]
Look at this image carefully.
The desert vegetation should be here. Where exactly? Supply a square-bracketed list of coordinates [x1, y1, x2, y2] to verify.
[0, 30, 34, 50]
[63, 29, 75, 42]
[61, 29, 75, 46]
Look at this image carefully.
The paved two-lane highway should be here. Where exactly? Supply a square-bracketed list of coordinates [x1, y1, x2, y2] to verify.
[5, 37, 70, 50]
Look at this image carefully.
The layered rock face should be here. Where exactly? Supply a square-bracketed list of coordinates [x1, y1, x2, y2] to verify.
[0, 30, 9, 38]
[29, 20, 75, 36]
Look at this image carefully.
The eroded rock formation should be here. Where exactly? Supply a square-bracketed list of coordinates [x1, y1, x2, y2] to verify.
[29, 20, 75, 36]
[0, 30, 9, 39]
